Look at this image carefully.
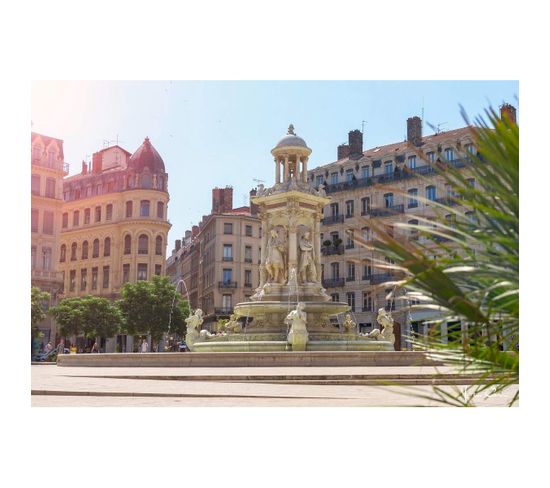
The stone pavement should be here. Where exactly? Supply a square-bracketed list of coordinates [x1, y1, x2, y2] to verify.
[31, 364, 518, 407]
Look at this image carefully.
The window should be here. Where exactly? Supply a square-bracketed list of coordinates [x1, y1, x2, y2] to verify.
[331, 293, 339, 302]
[107, 181, 114, 193]
[427, 151, 435, 163]
[223, 223, 233, 234]
[245, 269, 252, 287]
[95, 206, 101, 222]
[60, 244, 66, 262]
[157, 202, 164, 219]
[138, 234, 149, 254]
[465, 211, 476, 224]
[48, 150, 55, 166]
[347, 292, 356, 312]
[82, 240, 89, 260]
[444, 148, 454, 161]
[408, 155, 417, 169]
[157, 176, 164, 191]
[330, 172, 338, 184]
[104, 237, 111, 257]
[346, 230, 354, 249]
[361, 166, 370, 179]
[363, 265, 372, 280]
[73, 210, 80, 227]
[155, 264, 162, 276]
[31, 209, 39, 232]
[245, 225, 252, 237]
[69, 270, 76, 291]
[223, 244, 233, 261]
[45, 178, 56, 198]
[62, 213, 68, 228]
[141, 173, 152, 189]
[363, 292, 372, 312]
[347, 262, 355, 281]
[331, 262, 339, 280]
[407, 188, 418, 208]
[445, 214, 457, 228]
[31, 174, 40, 195]
[80, 269, 87, 291]
[32, 145, 41, 161]
[103, 266, 110, 288]
[316, 175, 324, 187]
[361, 197, 370, 215]
[75, 188, 81, 200]
[155, 236, 162, 255]
[466, 143, 476, 156]
[42, 247, 52, 270]
[106, 204, 113, 221]
[408, 219, 419, 240]
[245, 246, 252, 263]
[362, 227, 370, 241]
[91, 267, 98, 290]
[122, 264, 130, 283]
[70, 242, 77, 261]
[222, 294, 232, 310]
[330, 202, 339, 217]
[346, 168, 354, 182]
[426, 185, 436, 201]
[383, 193, 394, 208]
[43, 211, 54, 235]
[92, 239, 100, 258]
[385, 289, 395, 311]
[222, 268, 233, 284]
[126, 201, 133, 218]
[124, 235, 131, 254]
[384, 162, 393, 175]
[345, 200, 354, 217]
[84, 208, 90, 224]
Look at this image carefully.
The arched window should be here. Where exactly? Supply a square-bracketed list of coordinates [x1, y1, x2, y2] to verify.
[140, 200, 150, 217]
[104, 237, 111, 257]
[383, 193, 394, 208]
[73, 210, 80, 226]
[126, 201, 133, 218]
[92, 239, 100, 258]
[426, 185, 437, 201]
[70, 242, 77, 261]
[82, 240, 89, 259]
[106, 204, 113, 221]
[138, 234, 149, 254]
[155, 236, 163, 255]
[141, 173, 152, 189]
[124, 235, 131, 254]
[158, 176, 164, 190]
[60, 244, 66, 262]
[157, 201, 164, 219]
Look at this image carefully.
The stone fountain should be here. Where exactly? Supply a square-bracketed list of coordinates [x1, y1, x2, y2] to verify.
[187, 125, 395, 352]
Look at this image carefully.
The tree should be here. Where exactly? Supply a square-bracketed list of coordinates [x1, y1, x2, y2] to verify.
[50, 296, 122, 340]
[118, 276, 189, 344]
[31, 286, 50, 338]
[358, 107, 519, 406]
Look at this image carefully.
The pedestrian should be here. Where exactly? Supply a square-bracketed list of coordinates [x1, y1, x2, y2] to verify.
[141, 339, 149, 353]
[45, 342, 53, 353]
[57, 339, 65, 354]
[91, 342, 99, 353]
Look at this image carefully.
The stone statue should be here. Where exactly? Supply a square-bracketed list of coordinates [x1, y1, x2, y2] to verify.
[225, 314, 242, 334]
[185, 308, 203, 348]
[362, 308, 395, 344]
[343, 313, 356, 332]
[317, 183, 326, 197]
[298, 231, 317, 283]
[265, 229, 286, 283]
[285, 302, 308, 351]
[257, 183, 266, 196]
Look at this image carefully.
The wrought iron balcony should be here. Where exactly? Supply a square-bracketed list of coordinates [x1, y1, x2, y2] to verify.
[361, 275, 372, 281]
[345, 243, 355, 250]
[362, 307, 373, 312]
[368, 204, 404, 218]
[244, 257, 253, 263]
[322, 278, 345, 288]
[346, 276, 356, 282]
[222, 256, 233, 262]
[215, 307, 233, 315]
[218, 281, 237, 288]
[321, 244, 344, 256]
[433, 197, 460, 207]
[321, 215, 345, 225]
[369, 273, 395, 285]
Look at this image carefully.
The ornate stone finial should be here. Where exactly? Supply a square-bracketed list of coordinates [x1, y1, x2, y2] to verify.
[287, 124, 295, 135]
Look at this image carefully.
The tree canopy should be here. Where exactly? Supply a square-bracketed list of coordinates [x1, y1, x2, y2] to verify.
[31, 286, 50, 337]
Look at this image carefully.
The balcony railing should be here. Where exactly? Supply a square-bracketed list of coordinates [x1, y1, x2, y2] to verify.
[244, 283, 253, 288]
[218, 281, 237, 288]
[215, 307, 233, 315]
[345, 243, 355, 250]
[321, 215, 345, 225]
[369, 273, 395, 285]
[31, 269, 63, 282]
[433, 197, 460, 207]
[361, 275, 372, 281]
[346, 276, 355, 282]
[244, 257, 253, 263]
[322, 278, 345, 288]
[321, 244, 344, 256]
[368, 204, 404, 218]
[222, 256, 233, 262]
[362, 307, 373, 312]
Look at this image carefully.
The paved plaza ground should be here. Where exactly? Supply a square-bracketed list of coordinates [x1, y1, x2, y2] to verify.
[31, 364, 518, 407]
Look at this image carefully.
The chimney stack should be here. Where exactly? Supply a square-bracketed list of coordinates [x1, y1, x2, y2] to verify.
[175, 239, 181, 251]
[212, 186, 233, 214]
[192, 225, 199, 237]
[185, 230, 192, 240]
[337, 144, 350, 160]
[348, 130, 363, 159]
[407, 116, 422, 146]
[249, 188, 259, 216]
[500, 103, 517, 125]
[92, 151, 103, 173]
[81, 160, 88, 175]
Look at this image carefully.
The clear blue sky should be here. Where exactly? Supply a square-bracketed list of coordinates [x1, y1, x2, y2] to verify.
[32, 80, 518, 248]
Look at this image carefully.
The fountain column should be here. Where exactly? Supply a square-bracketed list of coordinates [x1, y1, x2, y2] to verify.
[275, 157, 280, 184]
[287, 220, 298, 280]
[258, 213, 268, 289]
[302, 156, 309, 182]
[283, 155, 289, 181]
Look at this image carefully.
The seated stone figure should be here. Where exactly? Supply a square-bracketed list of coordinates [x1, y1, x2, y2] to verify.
[225, 314, 242, 334]
[285, 302, 308, 351]
[343, 313, 356, 332]
[361, 308, 395, 344]
[185, 308, 204, 348]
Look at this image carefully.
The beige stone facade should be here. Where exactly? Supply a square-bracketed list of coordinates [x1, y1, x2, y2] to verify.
[308, 119, 479, 346]
[31, 133, 69, 344]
